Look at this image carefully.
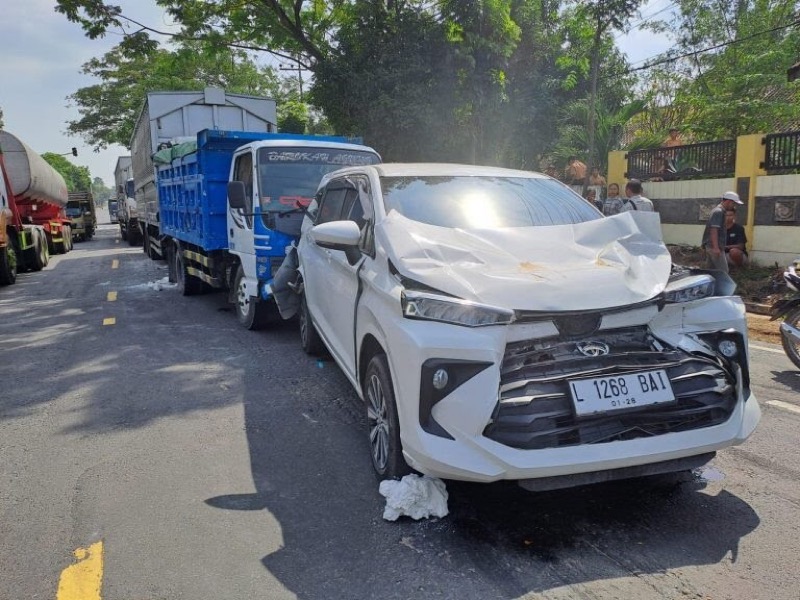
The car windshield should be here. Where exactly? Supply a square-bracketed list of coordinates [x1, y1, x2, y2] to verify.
[257, 147, 379, 213]
[380, 176, 600, 228]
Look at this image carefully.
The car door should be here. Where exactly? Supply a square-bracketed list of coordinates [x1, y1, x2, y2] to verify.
[302, 181, 350, 361]
[316, 176, 375, 376]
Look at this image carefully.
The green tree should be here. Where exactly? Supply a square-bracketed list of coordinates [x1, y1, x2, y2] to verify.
[554, 98, 647, 174]
[67, 41, 281, 149]
[91, 176, 112, 203]
[644, 0, 800, 139]
[0, 106, 4, 130]
[42, 153, 92, 191]
[560, 0, 644, 175]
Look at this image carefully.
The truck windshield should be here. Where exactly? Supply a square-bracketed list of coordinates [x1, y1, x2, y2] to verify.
[65, 207, 82, 217]
[256, 147, 379, 213]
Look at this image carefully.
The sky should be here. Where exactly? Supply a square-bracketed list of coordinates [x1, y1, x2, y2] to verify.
[0, 0, 675, 187]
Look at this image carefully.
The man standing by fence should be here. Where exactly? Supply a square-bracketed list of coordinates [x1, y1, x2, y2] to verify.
[702, 191, 744, 273]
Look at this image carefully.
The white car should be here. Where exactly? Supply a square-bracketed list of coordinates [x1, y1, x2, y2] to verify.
[292, 163, 761, 490]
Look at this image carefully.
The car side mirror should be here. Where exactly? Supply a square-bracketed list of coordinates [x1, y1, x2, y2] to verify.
[311, 220, 362, 265]
[227, 181, 247, 210]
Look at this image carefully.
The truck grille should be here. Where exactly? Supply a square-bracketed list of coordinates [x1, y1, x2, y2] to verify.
[483, 327, 737, 450]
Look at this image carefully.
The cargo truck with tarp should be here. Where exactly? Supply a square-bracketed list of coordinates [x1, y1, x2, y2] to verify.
[66, 191, 97, 242]
[114, 155, 138, 244]
[0, 130, 71, 284]
[130, 87, 278, 260]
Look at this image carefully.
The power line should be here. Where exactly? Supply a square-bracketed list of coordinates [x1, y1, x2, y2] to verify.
[613, 1, 677, 40]
[630, 17, 800, 71]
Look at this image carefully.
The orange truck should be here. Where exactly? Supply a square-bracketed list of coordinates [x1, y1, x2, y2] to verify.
[0, 130, 71, 285]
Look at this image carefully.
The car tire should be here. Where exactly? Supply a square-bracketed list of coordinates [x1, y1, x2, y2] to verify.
[299, 293, 325, 355]
[233, 265, 269, 330]
[175, 245, 203, 296]
[0, 245, 17, 285]
[364, 354, 411, 480]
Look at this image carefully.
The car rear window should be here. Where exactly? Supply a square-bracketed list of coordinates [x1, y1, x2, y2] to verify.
[380, 176, 600, 228]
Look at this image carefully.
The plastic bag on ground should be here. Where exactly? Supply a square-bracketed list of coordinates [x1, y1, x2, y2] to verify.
[379, 474, 449, 521]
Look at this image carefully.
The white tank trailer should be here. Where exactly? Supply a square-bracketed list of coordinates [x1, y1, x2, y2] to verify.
[0, 131, 68, 206]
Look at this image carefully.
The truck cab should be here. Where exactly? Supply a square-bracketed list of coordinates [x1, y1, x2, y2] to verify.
[66, 194, 96, 242]
[226, 140, 381, 308]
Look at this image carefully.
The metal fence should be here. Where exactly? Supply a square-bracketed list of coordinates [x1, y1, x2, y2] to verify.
[764, 131, 800, 173]
[625, 139, 737, 181]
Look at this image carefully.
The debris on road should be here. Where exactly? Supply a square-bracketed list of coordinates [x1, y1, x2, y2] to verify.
[379, 474, 448, 521]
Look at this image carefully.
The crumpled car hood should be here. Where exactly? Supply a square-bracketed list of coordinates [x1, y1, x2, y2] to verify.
[377, 211, 671, 312]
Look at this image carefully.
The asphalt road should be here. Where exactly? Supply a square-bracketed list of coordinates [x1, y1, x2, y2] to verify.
[1, 217, 799, 600]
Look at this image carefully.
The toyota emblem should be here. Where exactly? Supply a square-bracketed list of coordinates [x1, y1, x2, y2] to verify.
[576, 341, 610, 357]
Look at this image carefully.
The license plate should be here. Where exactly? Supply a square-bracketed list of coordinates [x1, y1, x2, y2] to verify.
[568, 370, 675, 417]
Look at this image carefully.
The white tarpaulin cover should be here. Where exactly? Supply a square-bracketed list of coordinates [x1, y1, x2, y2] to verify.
[378, 210, 671, 312]
[379, 474, 449, 521]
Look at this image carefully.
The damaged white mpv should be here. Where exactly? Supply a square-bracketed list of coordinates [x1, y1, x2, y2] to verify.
[281, 163, 761, 490]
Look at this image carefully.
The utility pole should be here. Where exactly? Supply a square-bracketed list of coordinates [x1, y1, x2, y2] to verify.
[279, 58, 308, 102]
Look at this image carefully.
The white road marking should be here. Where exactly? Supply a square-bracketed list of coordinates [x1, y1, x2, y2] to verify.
[749, 344, 785, 355]
[765, 400, 800, 415]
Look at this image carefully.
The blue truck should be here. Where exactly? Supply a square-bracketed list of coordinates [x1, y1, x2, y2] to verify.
[156, 128, 380, 328]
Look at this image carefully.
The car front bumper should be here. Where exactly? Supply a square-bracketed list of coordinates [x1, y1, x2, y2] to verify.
[379, 295, 761, 483]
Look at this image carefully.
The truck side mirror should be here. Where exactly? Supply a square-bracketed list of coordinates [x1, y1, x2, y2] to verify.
[227, 181, 247, 210]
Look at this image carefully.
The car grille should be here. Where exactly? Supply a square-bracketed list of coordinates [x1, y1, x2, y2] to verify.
[483, 327, 738, 450]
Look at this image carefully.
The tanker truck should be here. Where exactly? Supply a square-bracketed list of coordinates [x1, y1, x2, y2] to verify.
[0, 130, 70, 284]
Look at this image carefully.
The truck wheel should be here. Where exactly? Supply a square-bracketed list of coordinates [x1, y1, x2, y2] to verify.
[41, 240, 49, 267]
[364, 354, 411, 480]
[234, 265, 270, 330]
[174, 247, 203, 296]
[299, 293, 324, 355]
[0, 246, 17, 285]
[64, 229, 72, 252]
[31, 235, 47, 271]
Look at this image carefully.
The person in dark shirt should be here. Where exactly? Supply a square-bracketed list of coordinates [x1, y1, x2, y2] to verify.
[725, 207, 748, 268]
[701, 191, 743, 273]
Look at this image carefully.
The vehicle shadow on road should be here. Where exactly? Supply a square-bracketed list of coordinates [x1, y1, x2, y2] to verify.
[208, 355, 761, 600]
[771, 369, 800, 392]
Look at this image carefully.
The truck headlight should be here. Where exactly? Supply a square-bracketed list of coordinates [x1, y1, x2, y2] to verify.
[401, 291, 514, 327]
[663, 274, 715, 303]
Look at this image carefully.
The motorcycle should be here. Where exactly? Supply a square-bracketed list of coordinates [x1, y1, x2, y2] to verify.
[770, 257, 800, 369]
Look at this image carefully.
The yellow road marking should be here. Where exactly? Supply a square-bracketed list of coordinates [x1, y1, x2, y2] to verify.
[56, 541, 103, 600]
[103, 318, 116, 326]
[107, 291, 117, 302]
[111, 260, 119, 269]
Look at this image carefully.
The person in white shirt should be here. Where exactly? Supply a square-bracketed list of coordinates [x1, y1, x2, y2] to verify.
[624, 179, 654, 211]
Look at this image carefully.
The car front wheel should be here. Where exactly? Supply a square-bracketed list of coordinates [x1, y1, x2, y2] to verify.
[364, 354, 411, 480]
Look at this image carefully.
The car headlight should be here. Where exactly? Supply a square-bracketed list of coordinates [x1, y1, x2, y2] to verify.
[401, 291, 514, 327]
[663, 274, 715, 303]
